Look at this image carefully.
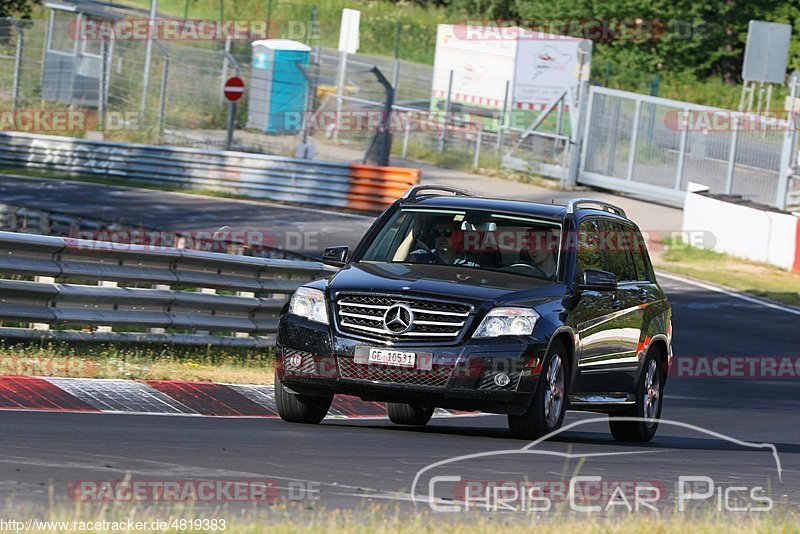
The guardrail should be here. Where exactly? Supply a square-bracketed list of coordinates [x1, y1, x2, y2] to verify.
[0, 231, 336, 348]
[0, 132, 420, 212]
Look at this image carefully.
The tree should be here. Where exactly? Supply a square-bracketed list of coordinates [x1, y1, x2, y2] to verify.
[511, 0, 795, 83]
[0, 0, 40, 19]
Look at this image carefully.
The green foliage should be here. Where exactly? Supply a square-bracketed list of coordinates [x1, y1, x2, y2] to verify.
[0, 0, 40, 18]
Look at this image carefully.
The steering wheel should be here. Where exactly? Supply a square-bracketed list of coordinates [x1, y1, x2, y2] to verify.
[506, 263, 540, 274]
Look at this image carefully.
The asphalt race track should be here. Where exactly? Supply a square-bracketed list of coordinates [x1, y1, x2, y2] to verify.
[0, 248, 797, 513]
[0, 176, 795, 513]
[0, 175, 374, 257]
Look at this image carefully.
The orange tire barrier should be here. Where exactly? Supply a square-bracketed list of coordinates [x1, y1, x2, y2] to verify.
[346, 164, 421, 212]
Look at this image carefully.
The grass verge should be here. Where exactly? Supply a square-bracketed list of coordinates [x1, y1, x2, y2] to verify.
[653, 238, 800, 307]
[0, 341, 274, 385]
[2, 501, 798, 533]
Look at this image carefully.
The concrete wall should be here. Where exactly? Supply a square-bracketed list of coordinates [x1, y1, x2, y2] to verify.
[683, 192, 800, 272]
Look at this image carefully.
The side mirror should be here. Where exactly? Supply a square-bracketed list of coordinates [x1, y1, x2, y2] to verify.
[322, 246, 349, 266]
[578, 269, 617, 292]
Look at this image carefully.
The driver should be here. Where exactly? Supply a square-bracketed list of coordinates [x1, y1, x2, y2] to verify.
[408, 218, 478, 267]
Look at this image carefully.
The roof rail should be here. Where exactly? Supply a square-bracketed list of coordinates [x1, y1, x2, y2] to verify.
[402, 185, 477, 199]
[566, 198, 627, 218]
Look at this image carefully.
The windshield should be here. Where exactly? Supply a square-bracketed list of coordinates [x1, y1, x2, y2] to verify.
[360, 208, 562, 280]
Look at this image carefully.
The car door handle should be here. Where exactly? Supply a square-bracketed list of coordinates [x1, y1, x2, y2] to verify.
[639, 289, 651, 303]
[610, 297, 622, 310]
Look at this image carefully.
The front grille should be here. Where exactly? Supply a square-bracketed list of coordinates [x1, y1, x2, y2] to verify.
[337, 357, 452, 387]
[335, 293, 471, 343]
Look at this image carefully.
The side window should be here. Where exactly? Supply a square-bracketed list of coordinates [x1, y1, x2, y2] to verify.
[633, 229, 651, 281]
[577, 219, 604, 276]
[602, 221, 637, 282]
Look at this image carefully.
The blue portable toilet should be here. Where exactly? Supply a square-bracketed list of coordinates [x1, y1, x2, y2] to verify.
[247, 39, 311, 134]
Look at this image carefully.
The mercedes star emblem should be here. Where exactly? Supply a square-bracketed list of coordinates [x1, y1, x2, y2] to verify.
[383, 303, 414, 334]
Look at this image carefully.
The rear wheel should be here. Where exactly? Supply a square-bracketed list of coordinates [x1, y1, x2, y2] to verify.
[609, 350, 663, 442]
[275, 371, 333, 424]
[508, 340, 567, 439]
[387, 402, 435, 426]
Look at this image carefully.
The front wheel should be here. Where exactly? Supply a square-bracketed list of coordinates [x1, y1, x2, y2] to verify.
[275, 371, 333, 424]
[609, 351, 664, 442]
[387, 402, 435, 426]
[508, 340, 567, 439]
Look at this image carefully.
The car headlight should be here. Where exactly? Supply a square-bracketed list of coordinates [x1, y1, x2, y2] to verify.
[474, 307, 539, 337]
[288, 287, 329, 324]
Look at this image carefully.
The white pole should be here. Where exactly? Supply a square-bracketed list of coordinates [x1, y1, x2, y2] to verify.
[140, 0, 158, 120]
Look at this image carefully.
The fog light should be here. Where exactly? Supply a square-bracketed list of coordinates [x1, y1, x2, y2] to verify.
[288, 354, 303, 368]
[493, 373, 510, 387]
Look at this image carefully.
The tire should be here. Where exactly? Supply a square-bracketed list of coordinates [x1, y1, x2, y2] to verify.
[609, 350, 664, 443]
[508, 340, 568, 439]
[386, 402, 435, 426]
[275, 371, 333, 424]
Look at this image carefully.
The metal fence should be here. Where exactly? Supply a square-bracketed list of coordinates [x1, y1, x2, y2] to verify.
[1, 14, 797, 211]
[579, 86, 795, 208]
[0, 230, 334, 347]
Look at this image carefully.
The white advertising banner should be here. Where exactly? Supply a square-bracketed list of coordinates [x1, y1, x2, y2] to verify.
[432, 24, 592, 110]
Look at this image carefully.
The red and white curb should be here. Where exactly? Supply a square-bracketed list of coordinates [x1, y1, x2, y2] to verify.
[0, 376, 474, 419]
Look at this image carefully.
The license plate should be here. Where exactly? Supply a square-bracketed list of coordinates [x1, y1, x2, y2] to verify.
[368, 348, 416, 368]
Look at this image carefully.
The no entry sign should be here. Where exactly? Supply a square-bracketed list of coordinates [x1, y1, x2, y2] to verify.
[224, 76, 245, 102]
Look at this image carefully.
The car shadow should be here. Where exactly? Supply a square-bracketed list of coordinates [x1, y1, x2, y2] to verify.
[324, 419, 800, 454]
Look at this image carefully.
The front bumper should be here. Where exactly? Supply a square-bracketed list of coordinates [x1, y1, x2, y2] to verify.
[277, 315, 548, 415]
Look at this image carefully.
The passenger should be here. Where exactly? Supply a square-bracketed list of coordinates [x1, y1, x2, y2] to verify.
[521, 228, 559, 280]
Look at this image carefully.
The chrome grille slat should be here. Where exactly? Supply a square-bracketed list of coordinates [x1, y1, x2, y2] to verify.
[338, 311, 384, 321]
[335, 293, 471, 343]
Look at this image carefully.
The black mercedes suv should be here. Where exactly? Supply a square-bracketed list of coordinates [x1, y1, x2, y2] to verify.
[275, 186, 672, 441]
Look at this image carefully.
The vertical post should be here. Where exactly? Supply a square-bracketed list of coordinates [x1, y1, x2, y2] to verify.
[626, 98, 642, 181]
[402, 126, 410, 158]
[776, 74, 799, 210]
[183, 0, 190, 20]
[140, 0, 158, 121]
[604, 98, 622, 176]
[98, 38, 107, 131]
[226, 101, 237, 150]
[11, 24, 23, 115]
[765, 84, 773, 117]
[306, 6, 316, 46]
[674, 107, 689, 190]
[438, 69, 453, 152]
[756, 81, 765, 114]
[567, 81, 590, 187]
[158, 54, 170, 136]
[738, 81, 749, 112]
[724, 116, 739, 195]
[392, 22, 401, 90]
[553, 95, 564, 160]
[473, 126, 483, 169]
[497, 80, 510, 153]
[266, 0, 274, 35]
[334, 50, 348, 140]
[220, 37, 231, 104]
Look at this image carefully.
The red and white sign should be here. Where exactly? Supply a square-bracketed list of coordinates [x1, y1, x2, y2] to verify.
[223, 77, 245, 102]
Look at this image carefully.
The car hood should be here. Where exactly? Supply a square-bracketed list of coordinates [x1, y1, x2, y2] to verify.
[325, 262, 560, 307]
